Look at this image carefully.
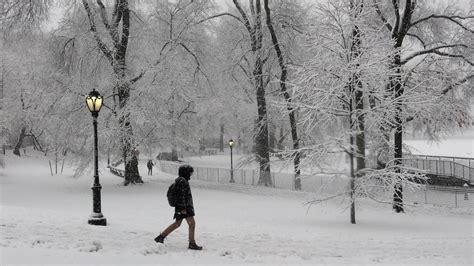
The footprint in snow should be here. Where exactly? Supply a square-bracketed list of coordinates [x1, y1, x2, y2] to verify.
[78, 240, 103, 252]
[219, 250, 232, 257]
[141, 244, 167, 255]
[31, 239, 46, 246]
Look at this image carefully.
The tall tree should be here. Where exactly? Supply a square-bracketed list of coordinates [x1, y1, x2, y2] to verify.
[2, 35, 57, 157]
[231, 0, 272, 186]
[81, 0, 142, 185]
[263, 0, 302, 190]
[372, 0, 473, 212]
[346, 0, 365, 224]
[291, 1, 424, 223]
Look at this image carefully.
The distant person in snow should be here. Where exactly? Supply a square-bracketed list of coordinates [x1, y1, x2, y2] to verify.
[147, 160, 154, 175]
[154, 164, 202, 250]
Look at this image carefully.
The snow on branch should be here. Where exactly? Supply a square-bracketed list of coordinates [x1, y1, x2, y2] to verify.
[195, 13, 244, 25]
[441, 74, 474, 95]
[81, 0, 114, 65]
[410, 14, 474, 34]
[372, 0, 393, 32]
[304, 163, 427, 208]
[354, 163, 427, 204]
[400, 44, 470, 65]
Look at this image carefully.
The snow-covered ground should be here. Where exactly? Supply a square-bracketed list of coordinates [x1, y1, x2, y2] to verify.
[1, 150, 473, 265]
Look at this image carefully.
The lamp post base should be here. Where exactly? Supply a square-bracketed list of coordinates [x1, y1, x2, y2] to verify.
[88, 213, 107, 226]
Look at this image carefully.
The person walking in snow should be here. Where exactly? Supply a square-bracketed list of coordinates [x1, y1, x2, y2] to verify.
[154, 164, 202, 250]
[147, 160, 154, 175]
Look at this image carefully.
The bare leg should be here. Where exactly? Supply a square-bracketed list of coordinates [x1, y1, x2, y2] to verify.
[185, 217, 196, 241]
[162, 218, 183, 236]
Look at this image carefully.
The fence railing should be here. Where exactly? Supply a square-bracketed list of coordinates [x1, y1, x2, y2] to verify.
[159, 160, 473, 209]
[159, 160, 347, 195]
[402, 155, 474, 184]
[108, 165, 125, 178]
[405, 185, 473, 209]
[405, 154, 474, 168]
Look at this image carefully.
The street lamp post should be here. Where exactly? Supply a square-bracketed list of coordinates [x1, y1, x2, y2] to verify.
[229, 139, 235, 183]
[86, 89, 107, 226]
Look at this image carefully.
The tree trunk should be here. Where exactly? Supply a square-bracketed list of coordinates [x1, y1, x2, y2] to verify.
[264, 0, 300, 189]
[349, 99, 356, 224]
[255, 57, 272, 186]
[392, 53, 404, 212]
[277, 127, 284, 151]
[268, 124, 276, 151]
[386, 0, 415, 213]
[82, 0, 140, 186]
[118, 89, 141, 185]
[348, 0, 365, 223]
[13, 126, 26, 157]
[124, 155, 142, 185]
[30, 132, 43, 152]
[220, 122, 224, 152]
[232, 0, 272, 186]
[351, 21, 365, 173]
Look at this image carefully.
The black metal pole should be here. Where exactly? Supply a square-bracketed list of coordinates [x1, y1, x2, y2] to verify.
[88, 114, 107, 226]
[230, 145, 234, 183]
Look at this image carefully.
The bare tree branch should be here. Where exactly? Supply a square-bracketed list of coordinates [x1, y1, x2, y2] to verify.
[233, 0, 256, 51]
[177, 101, 196, 119]
[96, 0, 120, 45]
[406, 33, 426, 48]
[410, 14, 474, 33]
[391, 0, 400, 36]
[398, 0, 415, 39]
[196, 12, 244, 25]
[118, 0, 130, 58]
[432, 50, 474, 66]
[280, 20, 304, 34]
[400, 44, 469, 64]
[441, 74, 474, 95]
[373, 0, 393, 32]
[178, 42, 212, 85]
[255, 0, 263, 50]
[405, 74, 474, 122]
[82, 0, 114, 65]
[96, 0, 110, 27]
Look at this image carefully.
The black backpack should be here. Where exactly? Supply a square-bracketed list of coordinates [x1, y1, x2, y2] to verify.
[167, 182, 177, 207]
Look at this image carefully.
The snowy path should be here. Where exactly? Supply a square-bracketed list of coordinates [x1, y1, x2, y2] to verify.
[1, 153, 473, 265]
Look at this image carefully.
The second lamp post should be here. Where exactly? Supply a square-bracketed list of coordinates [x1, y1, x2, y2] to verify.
[86, 89, 107, 226]
[228, 139, 235, 183]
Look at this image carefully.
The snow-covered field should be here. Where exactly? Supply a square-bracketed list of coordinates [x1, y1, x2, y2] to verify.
[1, 151, 473, 265]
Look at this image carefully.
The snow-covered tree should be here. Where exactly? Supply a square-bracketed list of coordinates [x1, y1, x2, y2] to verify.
[264, 0, 310, 190]
[372, 0, 473, 212]
[290, 0, 426, 223]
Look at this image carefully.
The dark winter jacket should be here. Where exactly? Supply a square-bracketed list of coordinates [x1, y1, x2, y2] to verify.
[147, 161, 154, 169]
[174, 176, 194, 211]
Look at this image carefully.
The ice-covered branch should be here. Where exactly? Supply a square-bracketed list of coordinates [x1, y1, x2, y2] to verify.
[410, 14, 474, 33]
[400, 44, 469, 65]
[82, 0, 114, 65]
[195, 13, 244, 25]
[372, 0, 393, 32]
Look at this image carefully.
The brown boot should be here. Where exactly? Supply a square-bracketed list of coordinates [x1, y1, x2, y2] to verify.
[188, 240, 202, 250]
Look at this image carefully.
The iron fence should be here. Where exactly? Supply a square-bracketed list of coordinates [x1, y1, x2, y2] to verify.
[158, 161, 473, 209]
[158, 160, 346, 194]
[403, 154, 473, 184]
